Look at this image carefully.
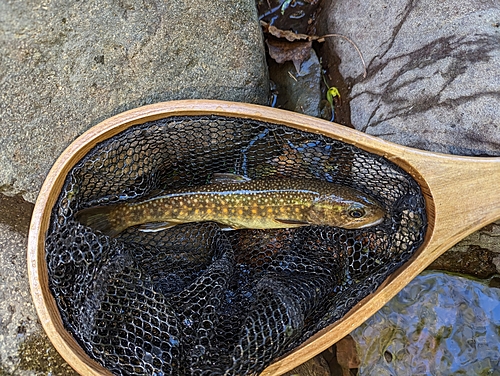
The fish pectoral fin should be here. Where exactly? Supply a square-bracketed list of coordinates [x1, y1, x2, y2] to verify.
[274, 218, 310, 226]
[210, 173, 251, 184]
[217, 225, 237, 231]
[137, 221, 180, 232]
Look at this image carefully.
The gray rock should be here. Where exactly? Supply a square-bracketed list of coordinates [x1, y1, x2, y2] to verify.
[320, 0, 500, 155]
[0, 194, 75, 374]
[0, 0, 269, 203]
[428, 221, 500, 276]
[0, 221, 77, 375]
[268, 49, 322, 117]
[0, 224, 34, 372]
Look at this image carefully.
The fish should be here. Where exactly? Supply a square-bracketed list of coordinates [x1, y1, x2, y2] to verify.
[75, 173, 385, 237]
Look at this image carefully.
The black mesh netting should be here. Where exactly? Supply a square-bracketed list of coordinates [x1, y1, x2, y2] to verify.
[45, 115, 427, 375]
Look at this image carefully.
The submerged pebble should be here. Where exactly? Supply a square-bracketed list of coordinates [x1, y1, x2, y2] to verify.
[351, 272, 500, 375]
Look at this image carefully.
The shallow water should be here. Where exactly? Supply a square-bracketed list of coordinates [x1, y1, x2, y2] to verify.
[351, 272, 500, 375]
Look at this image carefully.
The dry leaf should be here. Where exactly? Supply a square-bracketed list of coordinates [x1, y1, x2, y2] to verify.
[260, 20, 316, 42]
[336, 335, 360, 371]
[266, 37, 312, 73]
[261, 20, 367, 79]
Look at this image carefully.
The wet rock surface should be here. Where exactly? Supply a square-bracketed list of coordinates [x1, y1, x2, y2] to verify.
[426, 218, 500, 282]
[0, 193, 77, 374]
[320, 0, 500, 156]
[351, 272, 500, 375]
[429, 247, 498, 279]
[268, 49, 322, 117]
[0, 0, 269, 203]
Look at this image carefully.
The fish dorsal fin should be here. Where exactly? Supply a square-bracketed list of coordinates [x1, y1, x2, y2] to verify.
[211, 173, 251, 184]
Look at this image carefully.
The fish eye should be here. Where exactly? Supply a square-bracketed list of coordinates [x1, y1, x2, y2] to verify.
[349, 208, 365, 218]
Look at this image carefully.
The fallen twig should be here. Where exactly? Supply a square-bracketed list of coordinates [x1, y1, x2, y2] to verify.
[317, 34, 367, 79]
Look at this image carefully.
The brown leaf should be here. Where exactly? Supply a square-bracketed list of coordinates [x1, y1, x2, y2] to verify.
[260, 20, 318, 42]
[266, 37, 312, 73]
[261, 20, 367, 79]
[336, 335, 360, 371]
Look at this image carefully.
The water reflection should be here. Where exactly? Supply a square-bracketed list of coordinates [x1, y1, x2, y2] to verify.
[351, 272, 500, 375]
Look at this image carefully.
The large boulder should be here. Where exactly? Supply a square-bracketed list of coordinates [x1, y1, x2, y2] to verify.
[0, 0, 269, 203]
[320, 0, 500, 156]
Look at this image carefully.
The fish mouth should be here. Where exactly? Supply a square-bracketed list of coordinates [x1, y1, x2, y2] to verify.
[357, 215, 385, 228]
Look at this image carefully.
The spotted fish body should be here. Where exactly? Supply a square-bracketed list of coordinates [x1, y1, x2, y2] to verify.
[76, 177, 385, 237]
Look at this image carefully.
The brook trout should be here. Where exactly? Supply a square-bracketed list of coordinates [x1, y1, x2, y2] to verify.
[76, 174, 385, 237]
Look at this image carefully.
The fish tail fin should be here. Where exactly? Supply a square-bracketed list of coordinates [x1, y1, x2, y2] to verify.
[76, 205, 123, 237]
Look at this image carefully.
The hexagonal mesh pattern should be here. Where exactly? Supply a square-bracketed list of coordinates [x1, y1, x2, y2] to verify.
[45, 115, 427, 375]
